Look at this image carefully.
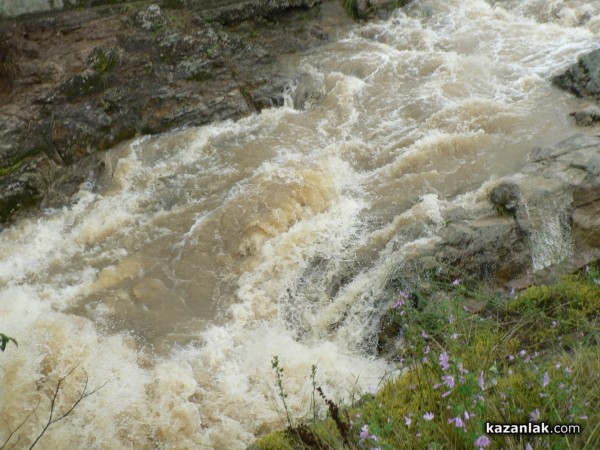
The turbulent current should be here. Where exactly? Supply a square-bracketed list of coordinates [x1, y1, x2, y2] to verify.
[1, 0, 599, 448]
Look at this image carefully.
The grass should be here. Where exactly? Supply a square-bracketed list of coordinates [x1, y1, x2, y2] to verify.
[256, 266, 600, 449]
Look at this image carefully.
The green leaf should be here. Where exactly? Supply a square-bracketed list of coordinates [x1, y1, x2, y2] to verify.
[0, 333, 17, 352]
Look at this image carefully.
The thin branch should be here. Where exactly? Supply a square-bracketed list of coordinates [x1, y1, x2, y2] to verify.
[0, 399, 40, 450]
[27, 367, 106, 450]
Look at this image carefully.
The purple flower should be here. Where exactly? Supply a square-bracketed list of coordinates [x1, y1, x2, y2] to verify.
[448, 314, 455, 324]
[530, 409, 540, 422]
[508, 354, 514, 362]
[479, 371, 485, 391]
[474, 435, 491, 448]
[423, 412, 434, 421]
[542, 372, 549, 388]
[442, 375, 455, 388]
[449, 416, 465, 429]
[525, 443, 533, 450]
[452, 279, 460, 286]
[422, 356, 429, 364]
[464, 411, 470, 420]
[519, 349, 526, 357]
[421, 330, 429, 339]
[404, 416, 412, 427]
[424, 345, 430, 355]
[398, 289, 409, 298]
[393, 298, 405, 308]
[439, 352, 450, 371]
[360, 424, 369, 441]
[441, 390, 452, 398]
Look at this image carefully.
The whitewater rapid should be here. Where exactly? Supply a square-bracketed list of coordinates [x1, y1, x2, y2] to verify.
[1, 0, 598, 448]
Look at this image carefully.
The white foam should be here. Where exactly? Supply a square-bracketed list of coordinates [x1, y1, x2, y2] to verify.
[1, 0, 598, 447]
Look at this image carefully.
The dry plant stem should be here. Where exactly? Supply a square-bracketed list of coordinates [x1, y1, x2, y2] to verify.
[0, 400, 39, 450]
[29, 367, 107, 449]
[1, 366, 107, 450]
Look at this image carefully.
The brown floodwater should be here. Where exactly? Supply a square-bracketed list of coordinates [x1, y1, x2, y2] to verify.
[1, 0, 599, 448]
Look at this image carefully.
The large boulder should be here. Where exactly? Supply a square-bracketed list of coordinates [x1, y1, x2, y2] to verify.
[553, 48, 600, 101]
[553, 47, 600, 126]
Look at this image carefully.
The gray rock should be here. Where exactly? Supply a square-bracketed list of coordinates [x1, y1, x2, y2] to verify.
[353, 0, 412, 20]
[135, 5, 166, 31]
[490, 182, 521, 212]
[553, 48, 600, 101]
[570, 105, 600, 127]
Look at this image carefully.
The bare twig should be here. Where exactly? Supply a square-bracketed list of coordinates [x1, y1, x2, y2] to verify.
[22, 366, 107, 450]
[0, 399, 40, 450]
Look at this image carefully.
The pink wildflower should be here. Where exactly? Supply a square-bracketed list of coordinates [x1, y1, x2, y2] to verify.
[359, 424, 369, 441]
[439, 352, 450, 371]
[453, 416, 466, 429]
[393, 298, 405, 308]
[530, 409, 540, 422]
[542, 372, 549, 388]
[442, 375, 454, 388]
[452, 279, 460, 286]
[474, 435, 491, 448]
[479, 371, 485, 391]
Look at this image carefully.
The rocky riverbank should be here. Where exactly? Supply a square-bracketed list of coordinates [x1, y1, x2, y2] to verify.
[0, 0, 361, 224]
[0, 0, 412, 226]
